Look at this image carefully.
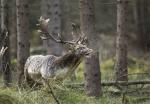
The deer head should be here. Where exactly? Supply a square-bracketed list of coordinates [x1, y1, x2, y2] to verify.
[37, 16, 93, 57]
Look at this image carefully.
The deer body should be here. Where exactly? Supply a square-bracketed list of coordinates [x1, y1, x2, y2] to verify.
[24, 17, 93, 86]
[24, 50, 85, 83]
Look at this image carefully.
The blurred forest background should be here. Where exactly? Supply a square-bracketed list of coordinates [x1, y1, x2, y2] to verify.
[0, 0, 150, 104]
[9, 0, 150, 58]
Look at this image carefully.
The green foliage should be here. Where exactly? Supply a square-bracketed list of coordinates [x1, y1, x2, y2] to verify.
[11, 58, 17, 66]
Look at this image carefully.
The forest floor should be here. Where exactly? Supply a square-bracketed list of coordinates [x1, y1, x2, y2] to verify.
[0, 85, 150, 104]
[0, 56, 150, 104]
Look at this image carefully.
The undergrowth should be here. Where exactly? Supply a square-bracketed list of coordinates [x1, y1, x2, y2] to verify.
[0, 57, 150, 104]
[0, 86, 150, 104]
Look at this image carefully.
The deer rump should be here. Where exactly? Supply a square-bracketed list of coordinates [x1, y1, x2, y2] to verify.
[24, 54, 82, 86]
[24, 55, 55, 86]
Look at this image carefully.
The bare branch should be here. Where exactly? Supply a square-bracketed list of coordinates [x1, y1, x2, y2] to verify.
[65, 80, 150, 88]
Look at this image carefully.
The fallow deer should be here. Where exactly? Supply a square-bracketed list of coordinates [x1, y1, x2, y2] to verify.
[24, 17, 93, 86]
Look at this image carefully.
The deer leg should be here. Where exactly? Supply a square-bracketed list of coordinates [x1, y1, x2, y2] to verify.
[42, 78, 61, 104]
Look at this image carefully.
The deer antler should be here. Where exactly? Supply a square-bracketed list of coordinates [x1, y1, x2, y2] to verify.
[40, 33, 75, 44]
[37, 17, 87, 46]
[71, 23, 87, 44]
[37, 17, 76, 45]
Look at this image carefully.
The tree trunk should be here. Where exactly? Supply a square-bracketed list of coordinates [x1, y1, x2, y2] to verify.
[80, 0, 101, 97]
[41, 0, 48, 19]
[134, 0, 150, 51]
[61, 0, 72, 40]
[16, 0, 30, 86]
[1, 0, 12, 87]
[115, 0, 128, 81]
[41, 0, 63, 56]
[9, 0, 17, 59]
[62, 0, 77, 81]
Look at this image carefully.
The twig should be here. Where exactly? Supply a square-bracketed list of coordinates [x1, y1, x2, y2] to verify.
[43, 78, 61, 104]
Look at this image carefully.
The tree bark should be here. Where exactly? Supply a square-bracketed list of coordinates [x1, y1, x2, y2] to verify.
[134, 0, 150, 51]
[9, 0, 17, 59]
[1, 0, 12, 87]
[80, 0, 101, 97]
[41, 0, 63, 56]
[61, 0, 72, 40]
[16, 0, 30, 86]
[115, 0, 128, 81]
[41, 0, 48, 19]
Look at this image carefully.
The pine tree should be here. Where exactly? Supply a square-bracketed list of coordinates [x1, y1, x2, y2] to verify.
[80, 0, 101, 97]
[16, 0, 30, 86]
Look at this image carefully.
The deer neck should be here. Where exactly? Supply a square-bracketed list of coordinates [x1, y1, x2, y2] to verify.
[55, 51, 83, 69]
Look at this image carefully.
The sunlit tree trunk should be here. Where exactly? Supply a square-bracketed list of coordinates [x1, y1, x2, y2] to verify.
[1, 0, 12, 87]
[80, 0, 101, 97]
[16, 0, 30, 86]
[115, 0, 128, 81]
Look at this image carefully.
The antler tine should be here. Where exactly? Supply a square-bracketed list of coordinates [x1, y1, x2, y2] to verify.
[41, 32, 75, 45]
[75, 36, 82, 43]
[74, 32, 85, 43]
[71, 22, 87, 44]
[56, 33, 76, 44]
[75, 31, 87, 44]
[38, 17, 76, 45]
[40, 33, 61, 42]
[80, 32, 87, 44]
[71, 23, 82, 43]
